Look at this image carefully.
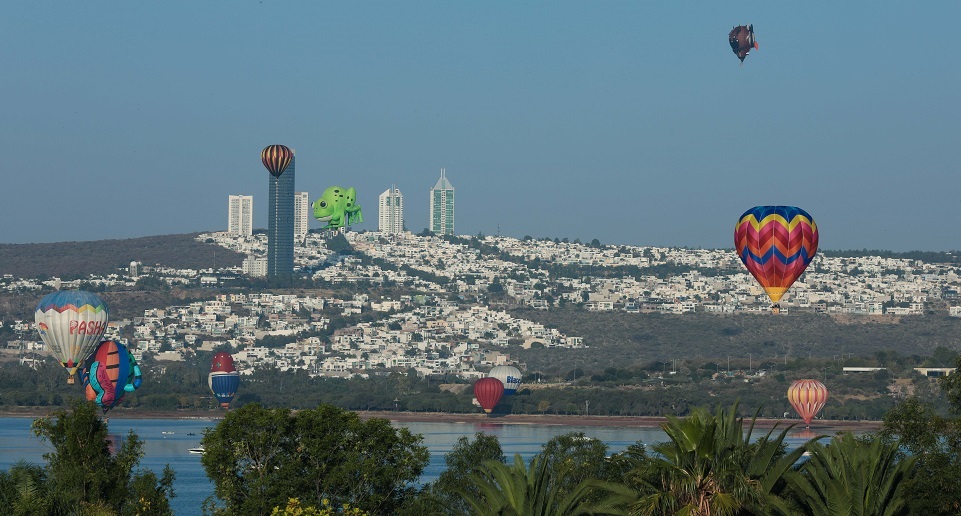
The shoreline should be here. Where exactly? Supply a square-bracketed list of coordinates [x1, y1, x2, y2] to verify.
[0, 407, 882, 431]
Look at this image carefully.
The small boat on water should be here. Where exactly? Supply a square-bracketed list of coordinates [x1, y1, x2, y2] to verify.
[162, 431, 175, 435]
[188, 447, 205, 455]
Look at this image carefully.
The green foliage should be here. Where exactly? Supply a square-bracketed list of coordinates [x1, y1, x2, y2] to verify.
[427, 432, 505, 515]
[271, 498, 369, 515]
[878, 398, 961, 514]
[939, 354, 961, 413]
[6, 399, 176, 515]
[786, 432, 917, 516]
[455, 454, 601, 515]
[200, 403, 428, 515]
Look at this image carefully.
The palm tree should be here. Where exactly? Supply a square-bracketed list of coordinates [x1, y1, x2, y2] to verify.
[455, 453, 604, 515]
[0, 460, 50, 515]
[786, 432, 917, 516]
[606, 404, 808, 515]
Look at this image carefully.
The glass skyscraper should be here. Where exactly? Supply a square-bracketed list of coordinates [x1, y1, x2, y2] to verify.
[429, 168, 454, 236]
[267, 155, 295, 278]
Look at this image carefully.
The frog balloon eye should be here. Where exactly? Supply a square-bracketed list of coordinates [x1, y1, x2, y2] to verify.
[319, 201, 327, 208]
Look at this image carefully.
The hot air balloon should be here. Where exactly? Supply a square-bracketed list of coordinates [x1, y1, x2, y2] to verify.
[35, 290, 109, 384]
[787, 379, 829, 428]
[261, 144, 293, 177]
[488, 365, 522, 396]
[209, 352, 240, 409]
[729, 24, 758, 63]
[735, 206, 818, 313]
[79, 340, 142, 415]
[474, 377, 504, 414]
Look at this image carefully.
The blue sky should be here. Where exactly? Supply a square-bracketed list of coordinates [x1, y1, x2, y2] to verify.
[1, 2, 958, 250]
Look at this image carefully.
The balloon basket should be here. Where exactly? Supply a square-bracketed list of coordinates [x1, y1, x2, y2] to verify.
[67, 377, 75, 385]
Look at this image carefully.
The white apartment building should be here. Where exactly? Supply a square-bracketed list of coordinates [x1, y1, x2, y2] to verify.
[378, 185, 404, 234]
[294, 191, 310, 244]
[429, 169, 454, 235]
[227, 195, 253, 237]
[243, 255, 268, 277]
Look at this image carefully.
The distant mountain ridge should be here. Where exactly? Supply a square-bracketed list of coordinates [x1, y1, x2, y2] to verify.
[0, 233, 244, 279]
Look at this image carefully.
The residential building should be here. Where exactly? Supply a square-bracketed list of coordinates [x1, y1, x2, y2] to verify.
[243, 256, 268, 277]
[267, 154, 295, 278]
[378, 185, 404, 234]
[294, 191, 310, 244]
[227, 195, 253, 237]
[429, 168, 454, 235]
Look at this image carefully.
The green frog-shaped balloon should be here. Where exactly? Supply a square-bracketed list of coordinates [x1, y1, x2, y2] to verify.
[312, 186, 363, 229]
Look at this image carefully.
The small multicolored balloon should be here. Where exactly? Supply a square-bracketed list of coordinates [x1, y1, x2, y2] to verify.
[80, 340, 142, 414]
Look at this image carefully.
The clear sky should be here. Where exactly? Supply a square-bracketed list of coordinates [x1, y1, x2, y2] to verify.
[1, 2, 958, 250]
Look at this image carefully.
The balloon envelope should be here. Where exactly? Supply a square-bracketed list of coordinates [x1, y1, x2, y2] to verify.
[209, 352, 239, 408]
[474, 377, 504, 414]
[488, 365, 522, 396]
[35, 290, 109, 382]
[261, 144, 293, 177]
[735, 206, 818, 304]
[787, 379, 829, 426]
[80, 340, 142, 414]
[729, 24, 759, 63]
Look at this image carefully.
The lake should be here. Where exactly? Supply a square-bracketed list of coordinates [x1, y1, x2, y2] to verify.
[0, 415, 840, 514]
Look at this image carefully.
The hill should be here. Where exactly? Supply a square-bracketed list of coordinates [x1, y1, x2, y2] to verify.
[0, 233, 244, 279]
[512, 307, 961, 373]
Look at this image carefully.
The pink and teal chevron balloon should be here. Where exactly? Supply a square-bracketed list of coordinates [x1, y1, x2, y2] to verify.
[734, 206, 818, 303]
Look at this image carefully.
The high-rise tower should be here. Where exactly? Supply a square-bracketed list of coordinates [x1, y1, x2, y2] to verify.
[294, 191, 310, 244]
[227, 195, 253, 237]
[261, 145, 295, 279]
[429, 169, 454, 236]
[378, 185, 404, 234]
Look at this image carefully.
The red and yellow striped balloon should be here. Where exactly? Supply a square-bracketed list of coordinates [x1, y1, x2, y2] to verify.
[734, 206, 818, 304]
[261, 145, 293, 177]
[787, 379, 828, 427]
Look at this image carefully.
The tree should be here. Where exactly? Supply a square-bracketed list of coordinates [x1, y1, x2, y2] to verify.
[611, 404, 806, 515]
[201, 403, 429, 515]
[537, 432, 613, 497]
[786, 432, 917, 516]
[0, 460, 50, 514]
[877, 398, 961, 514]
[455, 454, 601, 515]
[428, 432, 505, 514]
[939, 355, 961, 412]
[26, 399, 175, 515]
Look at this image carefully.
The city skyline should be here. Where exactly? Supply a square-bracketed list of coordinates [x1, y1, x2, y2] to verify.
[1, 3, 958, 251]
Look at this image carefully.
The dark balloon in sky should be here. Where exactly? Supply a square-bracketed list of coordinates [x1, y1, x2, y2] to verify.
[261, 145, 293, 177]
[729, 24, 759, 63]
